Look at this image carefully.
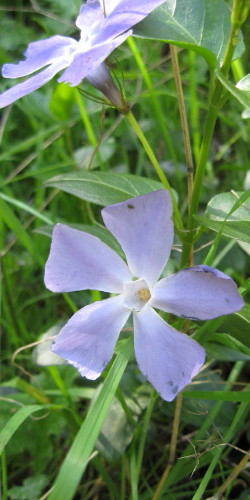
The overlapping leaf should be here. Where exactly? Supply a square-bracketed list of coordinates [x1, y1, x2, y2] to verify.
[135, 0, 244, 68]
[198, 191, 250, 245]
[45, 172, 163, 205]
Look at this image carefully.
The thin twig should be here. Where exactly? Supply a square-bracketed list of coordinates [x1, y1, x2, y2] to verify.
[169, 45, 194, 221]
[215, 447, 250, 497]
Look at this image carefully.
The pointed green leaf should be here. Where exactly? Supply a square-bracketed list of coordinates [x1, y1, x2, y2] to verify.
[220, 304, 250, 347]
[0, 405, 51, 455]
[48, 337, 133, 500]
[44, 172, 163, 205]
[0, 197, 35, 256]
[197, 191, 250, 244]
[205, 333, 250, 361]
[216, 70, 250, 115]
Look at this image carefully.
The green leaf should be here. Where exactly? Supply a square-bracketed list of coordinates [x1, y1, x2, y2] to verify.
[216, 70, 250, 115]
[0, 197, 36, 256]
[0, 192, 53, 225]
[48, 337, 133, 500]
[8, 475, 49, 500]
[184, 391, 250, 402]
[74, 138, 116, 169]
[205, 333, 250, 361]
[134, 0, 244, 68]
[0, 404, 51, 455]
[97, 372, 150, 462]
[220, 304, 250, 347]
[45, 172, 163, 206]
[197, 191, 250, 244]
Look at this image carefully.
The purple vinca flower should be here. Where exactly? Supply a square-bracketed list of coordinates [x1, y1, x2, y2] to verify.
[44, 190, 244, 401]
[0, 0, 166, 109]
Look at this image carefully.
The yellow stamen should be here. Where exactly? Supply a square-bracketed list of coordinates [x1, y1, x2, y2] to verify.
[138, 288, 151, 302]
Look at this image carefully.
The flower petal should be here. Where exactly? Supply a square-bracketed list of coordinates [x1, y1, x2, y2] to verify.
[94, 0, 166, 43]
[101, 190, 174, 285]
[133, 307, 205, 401]
[52, 296, 130, 379]
[58, 32, 130, 86]
[2, 36, 77, 79]
[44, 224, 131, 293]
[0, 61, 68, 109]
[76, 0, 105, 35]
[151, 265, 244, 320]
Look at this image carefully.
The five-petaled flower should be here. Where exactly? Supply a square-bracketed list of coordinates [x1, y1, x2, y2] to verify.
[0, 0, 166, 109]
[44, 190, 244, 401]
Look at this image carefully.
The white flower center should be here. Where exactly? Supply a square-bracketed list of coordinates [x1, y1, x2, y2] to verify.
[122, 278, 151, 312]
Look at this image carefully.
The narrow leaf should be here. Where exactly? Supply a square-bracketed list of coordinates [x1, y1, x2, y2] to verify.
[45, 172, 163, 206]
[48, 337, 133, 500]
[0, 404, 51, 455]
[184, 391, 250, 402]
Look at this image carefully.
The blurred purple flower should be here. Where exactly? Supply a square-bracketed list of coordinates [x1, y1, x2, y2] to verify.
[44, 191, 244, 401]
[0, 0, 166, 109]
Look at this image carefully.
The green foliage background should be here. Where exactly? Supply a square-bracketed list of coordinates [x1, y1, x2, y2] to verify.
[0, 1, 250, 499]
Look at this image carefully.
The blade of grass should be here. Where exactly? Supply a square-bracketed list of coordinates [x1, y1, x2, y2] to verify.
[0, 123, 63, 162]
[127, 37, 177, 163]
[48, 337, 133, 500]
[159, 361, 244, 493]
[0, 197, 35, 257]
[192, 401, 249, 500]
[0, 192, 53, 225]
[0, 404, 52, 455]
[183, 390, 250, 402]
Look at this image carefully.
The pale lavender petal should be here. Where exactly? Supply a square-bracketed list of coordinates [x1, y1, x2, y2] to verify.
[0, 61, 68, 108]
[58, 31, 130, 86]
[52, 296, 130, 379]
[44, 224, 131, 294]
[2, 36, 77, 79]
[76, 0, 105, 34]
[102, 190, 174, 285]
[94, 0, 166, 43]
[151, 265, 244, 320]
[133, 307, 205, 401]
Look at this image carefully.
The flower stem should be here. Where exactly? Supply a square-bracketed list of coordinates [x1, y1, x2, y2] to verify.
[125, 110, 183, 230]
[181, 0, 249, 266]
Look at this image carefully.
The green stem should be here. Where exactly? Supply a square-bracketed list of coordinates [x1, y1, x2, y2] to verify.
[153, 393, 183, 500]
[1, 451, 7, 500]
[74, 89, 97, 147]
[125, 110, 183, 230]
[181, 0, 249, 266]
